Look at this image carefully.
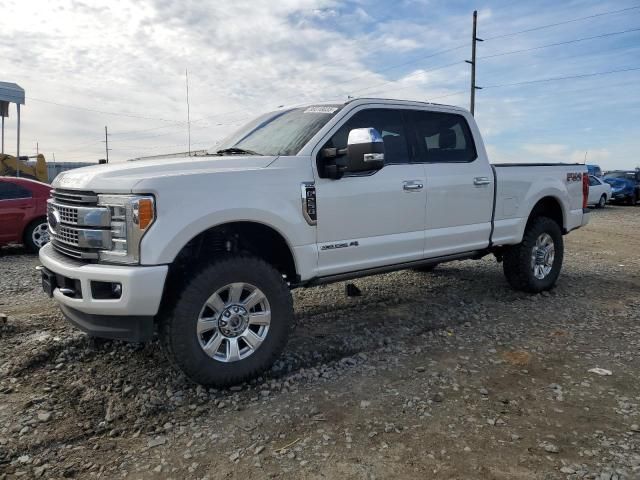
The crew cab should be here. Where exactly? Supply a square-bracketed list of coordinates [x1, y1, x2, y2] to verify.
[0, 176, 51, 251]
[38, 98, 590, 386]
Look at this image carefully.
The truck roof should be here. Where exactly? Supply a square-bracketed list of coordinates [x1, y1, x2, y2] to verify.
[287, 97, 468, 114]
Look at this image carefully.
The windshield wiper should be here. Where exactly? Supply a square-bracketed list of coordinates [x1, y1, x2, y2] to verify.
[215, 147, 261, 156]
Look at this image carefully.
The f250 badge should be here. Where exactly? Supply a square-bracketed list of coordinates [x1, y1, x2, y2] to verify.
[566, 172, 583, 183]
[320, 241, 359, 251]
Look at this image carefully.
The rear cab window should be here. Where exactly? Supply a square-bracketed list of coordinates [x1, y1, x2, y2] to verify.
[408, 110, 478, 163]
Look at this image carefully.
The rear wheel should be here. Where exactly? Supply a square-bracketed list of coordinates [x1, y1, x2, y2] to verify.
[596, 194, 607, 209]
[502, 216, 564, 293]
[159, 256, 293, 386]
[24, 218, 50, 252]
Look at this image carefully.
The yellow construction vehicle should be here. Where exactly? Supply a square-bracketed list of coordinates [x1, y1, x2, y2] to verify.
[0, 153, 48, 183]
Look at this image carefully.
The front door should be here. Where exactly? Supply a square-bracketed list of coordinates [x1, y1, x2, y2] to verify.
[314, 107, 427, 277]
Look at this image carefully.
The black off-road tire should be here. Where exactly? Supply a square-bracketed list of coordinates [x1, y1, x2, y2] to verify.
[158, 256, 294, 386]
[502, 216, 564, 293]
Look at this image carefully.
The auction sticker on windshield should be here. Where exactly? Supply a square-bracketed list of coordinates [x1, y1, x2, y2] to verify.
[304, 106, 339, 114]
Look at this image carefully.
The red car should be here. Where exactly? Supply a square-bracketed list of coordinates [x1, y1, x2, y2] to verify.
[0, 177, 51, 252]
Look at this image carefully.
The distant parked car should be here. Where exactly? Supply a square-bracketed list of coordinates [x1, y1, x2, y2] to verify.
[0, 177, 51, 251]
[587, 175, 612, 208]
[587, 164, 602, 177]
[604, 170, 640, 205]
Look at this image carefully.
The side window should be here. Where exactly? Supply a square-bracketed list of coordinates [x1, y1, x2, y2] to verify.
[589, 176, 599, 187]
[324, 108, 410, 166]
[0, 182, 32, 200]
[411, 111, 477, 163]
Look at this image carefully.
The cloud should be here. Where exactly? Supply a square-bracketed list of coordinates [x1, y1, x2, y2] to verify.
[0, 0, 638, 167]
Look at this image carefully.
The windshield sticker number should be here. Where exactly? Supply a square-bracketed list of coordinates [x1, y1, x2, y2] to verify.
[304, 106, 338, 114]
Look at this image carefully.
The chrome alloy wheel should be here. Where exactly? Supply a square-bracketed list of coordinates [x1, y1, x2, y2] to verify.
[531, 233, 555, 280]
[197, 283, 271, 363]
[32, 223, 50, 248]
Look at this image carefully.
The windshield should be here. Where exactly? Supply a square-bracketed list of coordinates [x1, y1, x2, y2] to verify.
[212, 105, 343, 156]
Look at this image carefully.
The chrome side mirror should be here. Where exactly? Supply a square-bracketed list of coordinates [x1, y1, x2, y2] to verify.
[346, 128, 385, 172]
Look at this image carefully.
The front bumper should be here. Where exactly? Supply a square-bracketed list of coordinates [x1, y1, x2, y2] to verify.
[39, 243, 168, 339]
[58, 304, 154, 342]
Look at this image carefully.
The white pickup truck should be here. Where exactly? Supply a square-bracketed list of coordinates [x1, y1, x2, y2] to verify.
[39, 98, 590, 386]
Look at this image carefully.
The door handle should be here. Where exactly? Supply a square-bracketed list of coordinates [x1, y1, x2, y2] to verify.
[473, 177, 491, 186]
[403, 181, 424, 191]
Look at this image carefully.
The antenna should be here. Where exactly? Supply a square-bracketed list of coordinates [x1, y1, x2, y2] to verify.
[186, 69, 191, 156]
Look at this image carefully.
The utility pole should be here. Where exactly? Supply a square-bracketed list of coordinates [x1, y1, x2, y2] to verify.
[36, 141, 39, 155]
[465, 10, 483, 115]
[185, 69, 191, 156]
[103, 126, 110, 163]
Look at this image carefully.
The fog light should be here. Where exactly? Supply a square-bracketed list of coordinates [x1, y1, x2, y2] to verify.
[91, 281, 123, 299]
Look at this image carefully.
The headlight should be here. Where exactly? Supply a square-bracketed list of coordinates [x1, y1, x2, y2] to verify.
[97, 195, 156, 264]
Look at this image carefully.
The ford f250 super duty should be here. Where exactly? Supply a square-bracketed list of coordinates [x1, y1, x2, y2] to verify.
[39, 98, 590, 386]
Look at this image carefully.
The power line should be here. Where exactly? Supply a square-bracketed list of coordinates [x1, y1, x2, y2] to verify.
[29, 97, 187, 124]
[370, 64, 640, 102]
[482, 66, 640, 89]
[483, 4, 640, 41]
[480, 27, 640, 60]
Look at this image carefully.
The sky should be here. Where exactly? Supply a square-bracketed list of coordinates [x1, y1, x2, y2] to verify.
[1, 0, 639, 169]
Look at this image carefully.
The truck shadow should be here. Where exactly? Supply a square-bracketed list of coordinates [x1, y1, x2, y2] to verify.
[0, 245, 34, 257]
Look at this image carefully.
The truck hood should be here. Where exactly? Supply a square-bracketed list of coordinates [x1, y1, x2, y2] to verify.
[53, 155, 277, 192]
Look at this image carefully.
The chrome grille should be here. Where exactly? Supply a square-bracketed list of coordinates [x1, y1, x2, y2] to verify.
[48, 189, 110, 260]
[56, 225, 80, 246]
[50, 240, 99, 260]
[52, 189, 98, 205]
[56, 204, 79, 224]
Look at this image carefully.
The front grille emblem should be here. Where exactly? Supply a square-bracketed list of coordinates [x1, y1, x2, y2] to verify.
[48, 207, 61, 233]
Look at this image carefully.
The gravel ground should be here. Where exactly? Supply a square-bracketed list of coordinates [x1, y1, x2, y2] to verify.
[1, 205, 639, 479]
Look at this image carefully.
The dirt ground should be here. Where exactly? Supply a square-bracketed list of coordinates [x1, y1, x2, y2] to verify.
[1, 206, 639, 479]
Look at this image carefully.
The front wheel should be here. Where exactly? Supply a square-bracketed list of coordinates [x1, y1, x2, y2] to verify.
[596, 194, 607, 209]
[502, 217, 564, 293]
[159, 256, 294, 386]
[627, 192, 638, 206]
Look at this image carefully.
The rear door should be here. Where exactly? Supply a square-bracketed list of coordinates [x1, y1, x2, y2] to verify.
[0, 181, 33, 244]
[314, 107, 427, 276]
[407, 109, 494, 258]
